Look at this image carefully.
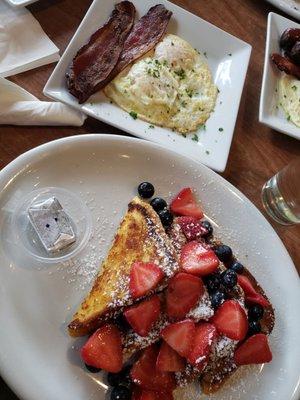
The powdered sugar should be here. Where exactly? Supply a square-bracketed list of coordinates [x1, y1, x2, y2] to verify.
[144, 216, 179, 278]
[187, 289, 214, 321]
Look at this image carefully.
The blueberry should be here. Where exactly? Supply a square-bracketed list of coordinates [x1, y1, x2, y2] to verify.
[201, 220, 213, 237]
[158, 209, 174, 227]
[210, 291, 226, 309]
[108, 366, 132, 388]
[205, 274, 221, 293]
[248, 320, 261, 336]
[110, 385, 131, 400]
[248, 304, 264, 321]
[214, 245, 233, 262]
[221, 270, 237, 288]
[150, 197, 167, 212]
[85, 363, 101, 373]
[138, 182, 155, 199]
[229, 261, 244, 274]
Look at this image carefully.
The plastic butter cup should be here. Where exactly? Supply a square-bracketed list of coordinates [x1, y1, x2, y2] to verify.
[11, 187, 92, 264]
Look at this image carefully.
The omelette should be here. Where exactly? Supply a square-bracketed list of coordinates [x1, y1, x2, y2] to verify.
[104, 34, 218, 134]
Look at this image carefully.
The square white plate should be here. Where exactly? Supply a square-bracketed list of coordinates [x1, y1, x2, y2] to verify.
[44, 0, 251, 172]
[259, 12, 300, 140]
[5, 0, 39, 7]
[266, 0, 300, 21]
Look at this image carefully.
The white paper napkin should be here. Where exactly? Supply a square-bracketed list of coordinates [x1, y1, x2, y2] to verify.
[0, 1, 60, 77]
[0, 77, 86, 126]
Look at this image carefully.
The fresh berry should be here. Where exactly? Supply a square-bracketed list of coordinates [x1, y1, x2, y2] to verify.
[129, 262, 164, 299]
[156, 341, 185, 372]
[140, 390, 174, 400]
[150, 198, 167, 212]
[188, 323, 217, 370]
[177, 216, 207, 241]
[124, 296, 160, 337]
[85, 364, 101, 373]
[234, 334, 272, 365]
[237, 275, 270, 307]
[166, 273, 204, 319]
[132, 386, 142, 400]
[158, 209, 174, 227]
[210, 290, 226, 309]
[81, 324, 122, 372]
[161, 320, 196, 358]
[248, 320, 261, 336]
[107, 366, 132, 387]
[110, 386, 131, 400]
[115, 314, 131, 333]
[180, 241, 219, 276]
[201, 220, 213, 237]
[138, 182, 155, 199]
[211, 300, 248, 341]
[205, 274, 221, 293]
[214, 245, 233, 262]
[221, 269, 237, 288]
[229, 261, 244, 274]
[248, 304, 264, 321]
[170, 188, 204, 218]
[130, 345, 175, 391]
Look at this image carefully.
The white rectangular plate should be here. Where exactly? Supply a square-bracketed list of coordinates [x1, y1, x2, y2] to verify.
[259, 12, 300, 141]
[266, 0, 300, 21]
[5, 0, 39, 6]
[44, 0, 251, 172]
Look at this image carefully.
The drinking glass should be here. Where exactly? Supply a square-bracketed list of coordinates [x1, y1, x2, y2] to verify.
[261, 158, 300, 225]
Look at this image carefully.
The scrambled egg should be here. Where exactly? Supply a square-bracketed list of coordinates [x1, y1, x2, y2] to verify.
[278, 74, 300, 128]
[104, 34, 218, 134]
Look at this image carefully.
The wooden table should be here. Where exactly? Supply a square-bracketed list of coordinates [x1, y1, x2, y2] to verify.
[0, 0, 299, 398]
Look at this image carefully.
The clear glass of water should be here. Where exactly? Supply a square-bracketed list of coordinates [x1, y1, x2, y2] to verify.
[261, 158, 300, 225]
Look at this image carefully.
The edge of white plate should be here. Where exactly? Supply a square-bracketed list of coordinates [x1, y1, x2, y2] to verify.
[0, 134, 299, 400]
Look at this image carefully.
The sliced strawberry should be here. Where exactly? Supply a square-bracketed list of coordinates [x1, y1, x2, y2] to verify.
[81, 324, 122, 372]
[180, 241, 219, 276]
[166, 272, 204, 319]
[124, 295, 160, 337]
[156, 341, 186, 372]
[211, 300, 248, 341]
[161, 320, 196, 358]
[188, 323, 217, 370]
[234, 334, 273, 365]
[131, 345, 176, 391]
[177, 216, 207, 241]
[140, 390, 174, 400]
[170, 188, 204, 218]
[237, 275, 270, 307]
[129, 262, 164, 299]
[132, 386, 142, 400]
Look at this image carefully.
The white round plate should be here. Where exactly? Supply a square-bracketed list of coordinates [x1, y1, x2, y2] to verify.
[0, 135, 299, 400]
[266, 0, 300, 20]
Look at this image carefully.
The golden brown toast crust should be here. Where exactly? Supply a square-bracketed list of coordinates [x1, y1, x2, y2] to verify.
[68, 197, 179, 337]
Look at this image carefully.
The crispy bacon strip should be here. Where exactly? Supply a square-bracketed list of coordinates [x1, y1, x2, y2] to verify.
[117, 4, 172, 73]
[67, 1, 135, 104]
[271, 53, 300, 80]
[100, 4, 172, 89]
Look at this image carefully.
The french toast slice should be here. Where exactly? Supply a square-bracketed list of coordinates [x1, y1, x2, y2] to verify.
[68, 196, 179, 337]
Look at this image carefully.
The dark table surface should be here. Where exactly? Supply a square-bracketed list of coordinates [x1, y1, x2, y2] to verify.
[1, 0, 299, 398]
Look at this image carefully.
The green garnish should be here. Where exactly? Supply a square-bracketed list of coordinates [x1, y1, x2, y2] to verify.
[129, 111, 138, 120]
[198, 124, 206, 131]
[292, 85, 297, 91]
[149, 125, 155, 129]
[205, 150, 210, 155]
[174, 68, 186, 80]
[186, 89, 193, 98]
[287, 115, 291, 121]
[192, 134, 199, 142]
[228, 53, 232, 56]
[203, 52, 207, 58]
[219, 127, 224, 132]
